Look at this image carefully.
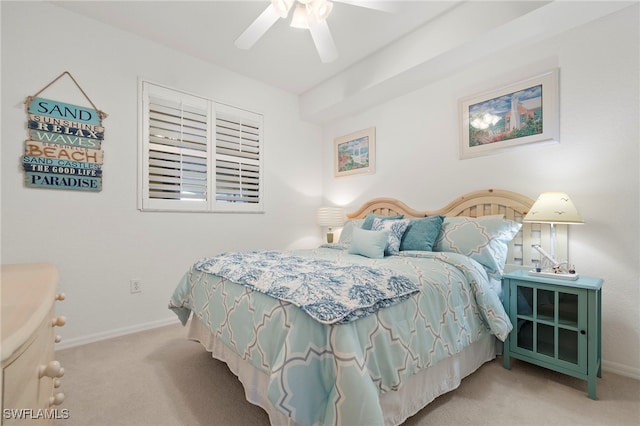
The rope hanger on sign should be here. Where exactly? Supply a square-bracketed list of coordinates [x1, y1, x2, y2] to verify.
[24, 71, 108, 120]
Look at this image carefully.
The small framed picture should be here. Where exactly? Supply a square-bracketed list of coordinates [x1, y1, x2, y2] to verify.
[459, 69, 559, 159]
[334, 127, 375, 177]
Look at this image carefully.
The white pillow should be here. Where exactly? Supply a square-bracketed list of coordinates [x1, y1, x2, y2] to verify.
[371, 218, 410, 255]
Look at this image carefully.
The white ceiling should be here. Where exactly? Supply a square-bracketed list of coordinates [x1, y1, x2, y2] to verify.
[50, 1, 635, 123]
[51, 1, 460, 94]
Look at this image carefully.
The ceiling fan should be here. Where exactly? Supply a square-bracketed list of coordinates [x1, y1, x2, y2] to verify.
[235, 0, 394, 63]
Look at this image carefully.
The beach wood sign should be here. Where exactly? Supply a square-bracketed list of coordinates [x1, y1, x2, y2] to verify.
[22, 72, 107, 192]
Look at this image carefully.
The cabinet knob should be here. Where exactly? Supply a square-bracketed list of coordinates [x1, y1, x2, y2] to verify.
[52, 316, 66, 327]
[55, 293, 66, 301]
[55, 335, 63, 343]
[49, 392, 65, 406]
[39, 361, 65, 378]
[580, 330, 587, 335]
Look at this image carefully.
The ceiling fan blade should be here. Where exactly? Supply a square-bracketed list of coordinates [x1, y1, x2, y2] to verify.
[333, 0, 398, 13]
[235, 4, 281, 50]
[309, 20, 338, 63]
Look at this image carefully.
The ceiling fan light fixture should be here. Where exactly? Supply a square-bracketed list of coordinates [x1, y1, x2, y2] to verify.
[238, 0, 340, 63]
[271, 0, 294, 18]
[311, 0, 333, 21]
[290, 3, 310, 29]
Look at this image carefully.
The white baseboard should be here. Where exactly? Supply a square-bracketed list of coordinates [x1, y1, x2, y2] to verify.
[602, 360, 640, 380]
[55, 317, 181, 351]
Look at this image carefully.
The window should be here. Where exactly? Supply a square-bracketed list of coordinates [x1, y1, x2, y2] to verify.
[139, 81, 263, 212]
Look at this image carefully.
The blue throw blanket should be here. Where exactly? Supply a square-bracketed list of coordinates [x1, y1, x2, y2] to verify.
[194, 250, 419, 324]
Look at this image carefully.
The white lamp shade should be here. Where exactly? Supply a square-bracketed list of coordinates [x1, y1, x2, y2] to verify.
[523, 192, 584, 224]
[290, 3, 310, 28]
[317, 206, 344, 227]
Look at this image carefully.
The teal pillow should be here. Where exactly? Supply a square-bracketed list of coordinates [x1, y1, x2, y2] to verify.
[348, 228, 390, 259]
[371, 218, 410, 255]
[362, 213, 404, 230]
[338, 219, 365, 245]
[399, 216, 444, 252]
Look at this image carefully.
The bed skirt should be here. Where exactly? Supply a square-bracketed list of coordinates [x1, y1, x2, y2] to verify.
[187, 317, 496, 426]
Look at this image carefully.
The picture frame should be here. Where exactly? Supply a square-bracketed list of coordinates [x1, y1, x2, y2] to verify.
[459, 69, 559, 159]
[334, 127, 376, 177]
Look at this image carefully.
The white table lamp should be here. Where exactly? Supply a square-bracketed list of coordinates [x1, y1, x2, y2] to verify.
[317, 206, 344, 243]
[523, 192, 583, 277]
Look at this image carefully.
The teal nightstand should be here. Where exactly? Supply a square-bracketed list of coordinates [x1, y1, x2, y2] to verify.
[501, 269, 603, 399]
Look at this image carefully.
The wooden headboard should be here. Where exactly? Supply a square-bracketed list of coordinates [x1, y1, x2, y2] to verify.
[347, 189, 568, 271]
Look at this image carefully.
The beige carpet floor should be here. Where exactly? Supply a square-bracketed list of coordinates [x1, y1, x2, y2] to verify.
[56, 323, 640, 426]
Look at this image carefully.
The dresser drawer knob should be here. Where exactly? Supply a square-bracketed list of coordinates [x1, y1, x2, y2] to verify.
[49, 392, 65, 406]
[52, 316, 66, 327]
[55, 335, 63, 343]
[39, 361, 65, 378]
[55, 293, 66, 301]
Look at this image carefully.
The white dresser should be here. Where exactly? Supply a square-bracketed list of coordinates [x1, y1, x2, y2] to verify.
[1, 263, 66, 424]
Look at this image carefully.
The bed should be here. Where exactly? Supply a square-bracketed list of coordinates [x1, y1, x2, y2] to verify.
[169, 189, 565, 425]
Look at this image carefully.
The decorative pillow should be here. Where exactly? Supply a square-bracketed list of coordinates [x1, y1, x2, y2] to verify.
[348, 228, 390, 259]
[338, 219, 365, 245]
[399, 216, 444, 252]
[362, 213, 404, 230]
[371, 218, 410, 255]
[433, 216, 522, 280]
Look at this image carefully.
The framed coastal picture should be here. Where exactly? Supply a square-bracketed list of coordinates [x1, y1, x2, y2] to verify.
[459, 69, 559, 159]
[334, 127, 375, 177]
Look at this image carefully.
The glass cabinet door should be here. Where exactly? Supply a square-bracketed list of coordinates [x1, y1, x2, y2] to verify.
[557, 293, 579, 363]
[511, 281, 586, 371]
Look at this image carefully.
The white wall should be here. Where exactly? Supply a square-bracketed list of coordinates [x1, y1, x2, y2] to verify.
[1, 2, 323, 345]
[322, 6, 640, 377]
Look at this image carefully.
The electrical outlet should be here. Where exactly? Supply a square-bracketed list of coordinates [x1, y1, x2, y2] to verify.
[130, 279, 142, 294]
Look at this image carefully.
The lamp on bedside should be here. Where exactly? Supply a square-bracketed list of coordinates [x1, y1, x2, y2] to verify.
[523, 192, 583, 277]
[317, 206, 344, 243]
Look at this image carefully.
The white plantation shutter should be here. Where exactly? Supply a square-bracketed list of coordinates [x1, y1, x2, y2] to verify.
[147, 96, 208, 201]
[140, 81, 263, 212]
[214, 105, 262, 209]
